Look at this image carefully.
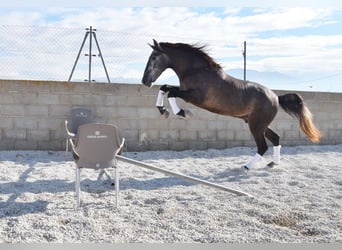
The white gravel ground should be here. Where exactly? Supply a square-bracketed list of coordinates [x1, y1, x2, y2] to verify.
[0, 145, 341, 243]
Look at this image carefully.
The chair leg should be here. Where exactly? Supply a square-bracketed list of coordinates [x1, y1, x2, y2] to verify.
[65, 138, 69, 160]
[97, 169, 105, 180]
[103, 169, 112, 181]
[75, 168, 81, 209]
[115, 167, 119, 208]
[97, 169, 112, 181]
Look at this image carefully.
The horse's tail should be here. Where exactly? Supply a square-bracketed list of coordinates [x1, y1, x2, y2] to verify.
[278, 93, 322, 142]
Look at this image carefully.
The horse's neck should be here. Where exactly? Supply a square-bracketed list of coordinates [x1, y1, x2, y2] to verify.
[169, 51, 208, 79]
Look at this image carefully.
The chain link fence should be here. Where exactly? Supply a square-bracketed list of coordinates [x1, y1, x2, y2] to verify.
[0, 25, 243, 84]
[0, 25, 157, 83]
[1, 25, 341, 92]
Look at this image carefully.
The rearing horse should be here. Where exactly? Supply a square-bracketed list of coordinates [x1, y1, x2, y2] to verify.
[142, 40, 322, 170]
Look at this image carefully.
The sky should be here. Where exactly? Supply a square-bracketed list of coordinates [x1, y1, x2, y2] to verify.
[0, 0, 342, 92]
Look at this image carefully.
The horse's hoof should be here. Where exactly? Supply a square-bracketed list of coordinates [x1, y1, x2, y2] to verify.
[176, 109, 193, 118]
[239, 165, 250, 175]
[184, 109, 193, 118]
[242, 165, 250, 171]
[157, 106, 169, 119]
[267, 161, 277, 168]
[162, 110, 169, 119]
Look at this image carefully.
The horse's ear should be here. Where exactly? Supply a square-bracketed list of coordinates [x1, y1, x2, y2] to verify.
[149, 39, 163, 52]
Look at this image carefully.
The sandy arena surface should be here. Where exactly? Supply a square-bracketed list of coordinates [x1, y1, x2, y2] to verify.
[0, 145, 341, 243]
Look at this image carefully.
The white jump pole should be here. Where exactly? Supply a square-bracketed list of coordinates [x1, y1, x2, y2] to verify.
[116, 155, 252, 197]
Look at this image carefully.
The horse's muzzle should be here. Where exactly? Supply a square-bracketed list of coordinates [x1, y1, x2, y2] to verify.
[142, 77, 152, 87]
[142, 81, 151, 88]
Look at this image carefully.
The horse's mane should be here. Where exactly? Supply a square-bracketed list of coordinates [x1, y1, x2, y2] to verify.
[160, 42, 222, 71]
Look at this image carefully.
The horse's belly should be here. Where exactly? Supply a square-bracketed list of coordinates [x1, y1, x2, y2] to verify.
[199, 100, 250, 117]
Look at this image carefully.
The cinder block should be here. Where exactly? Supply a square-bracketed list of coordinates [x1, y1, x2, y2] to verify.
[235, 130, 253, 141]
[208, 120, 227, 130]
[208, 141, 226, 150]
[186, 120, 207, 130]
[50, 129, 66, 140]
[38, 141, 62, 151]
[198, 130, 217, 141]
[26, 80, 52, 93]
[272, 120, 296, 130]
[0, 81, 27, 92]
[138, 129, 160, 143]
[137, 107, 161, 119]
[111, 119, 135, 130]
[329, 129, 342, 139]
[189, 141, 208, 150]
[37, 94, 60, 105]
[13, 118, 38, 129]
[0, 117, 13, 129]
[0, 105, 25, 116]
[0, 139, 14, 150]
[105, 95, 128, 106]
[179, 130, 198, 141]
[126, 96, 150, 107]
[159, 130, 179, 140]
[59, 94, 84, 105]
[85, 95, 107, 106]
[15, 140, 38, 150]
[284, 130, 300, 140]
[224, 118, 247, 130]
[121, 129, 138, 142]
[4, 129, 26, 139]
[49, 105, 70, 117]
[149, 119, 169, 130]
[1, 93, 36, 104]
[26, 105, 49, 116]
[169, 141, 189, 151]
[38, 118, 63, 130]
[217, 130, 235, 140]
[148, 142, 169, 151]
[27, 130, 50, 141]
[197, 109, 217, 120]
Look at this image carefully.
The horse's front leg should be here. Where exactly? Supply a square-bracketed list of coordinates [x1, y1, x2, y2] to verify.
[156, 84, 192, 118]
[167, 88, 193, 118]
[155, 85, 170, 118]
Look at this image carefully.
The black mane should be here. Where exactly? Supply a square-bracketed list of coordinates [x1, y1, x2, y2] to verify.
[160, 42, 222, 71]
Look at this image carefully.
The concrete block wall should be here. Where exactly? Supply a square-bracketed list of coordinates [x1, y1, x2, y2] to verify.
[0, 79, 341, 151]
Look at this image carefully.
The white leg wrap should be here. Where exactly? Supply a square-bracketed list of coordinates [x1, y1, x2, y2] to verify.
[273, 145, 281, 164]
[156, 90, 165, 107]
[245, 153, 263, 170]
[168, 97, 181, 115]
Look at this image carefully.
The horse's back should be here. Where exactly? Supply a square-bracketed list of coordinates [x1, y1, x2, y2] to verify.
[218, 73, 279, 117]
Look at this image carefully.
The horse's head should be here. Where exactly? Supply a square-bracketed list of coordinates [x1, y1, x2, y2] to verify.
[142, 39, 170, 87]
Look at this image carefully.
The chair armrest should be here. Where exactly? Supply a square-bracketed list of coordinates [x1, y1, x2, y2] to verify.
[117, 137, 125, 155]
[68, 138, 80, 160]
[65, 120, 76, 137]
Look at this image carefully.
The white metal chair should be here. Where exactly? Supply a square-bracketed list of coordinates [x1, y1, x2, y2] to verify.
[69, 123, 125, 209]
[65, 107, 94, 159]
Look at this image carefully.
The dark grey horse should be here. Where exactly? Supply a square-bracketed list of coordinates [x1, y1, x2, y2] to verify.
[142, 40, 321, 169]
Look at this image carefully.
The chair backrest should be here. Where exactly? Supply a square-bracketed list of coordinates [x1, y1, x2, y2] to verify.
[70, 107, 94, 134]
[74, 123, 122, 169]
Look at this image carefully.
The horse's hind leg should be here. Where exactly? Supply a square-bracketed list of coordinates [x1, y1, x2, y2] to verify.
[265, 128, 281, 167]
[265, 127, 279, 146]
[244, 120, 269, 170]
